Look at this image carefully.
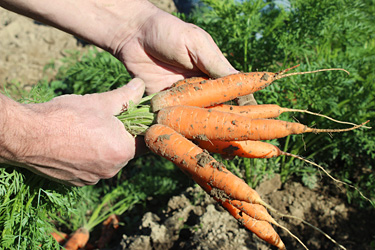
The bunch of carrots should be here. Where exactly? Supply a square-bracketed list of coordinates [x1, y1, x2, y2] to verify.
[59, 65, 369, 250]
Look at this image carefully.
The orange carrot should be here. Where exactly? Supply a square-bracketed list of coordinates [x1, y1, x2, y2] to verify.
[218, 197, 309, 249]
[63, 227, 89, 250]
[220, 200, 286, 250]
[144, 124, 266, 206]
[156, 105, 367, 141]
[195, 139, 281, 158]
[145, 124, 289, 249]
[51, 231, 68, 244]
[195, 176, 311, 250]
[197, 175, 311, 250]
[151, 65, 349, 112]
[170, 76, 209, 88]
[207, 104, 364, 127]
[207, 104, 284, 118]
[193, 174, 278, 224]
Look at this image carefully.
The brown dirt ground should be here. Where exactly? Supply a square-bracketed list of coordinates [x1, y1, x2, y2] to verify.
[117, 175, 375, 250]
[1, 2, 374, 250]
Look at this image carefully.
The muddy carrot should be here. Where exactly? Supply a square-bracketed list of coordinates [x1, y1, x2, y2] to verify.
[63, 227, 89, 250]
[193, 175, 288, 249]
[195, 139, 281, 159]
[156, 105, 368, 141]
[145, 124, 267, 206]
[151, 65, 349, 112]
[222, 200, 286, 249]
[144, 124, 287, 248]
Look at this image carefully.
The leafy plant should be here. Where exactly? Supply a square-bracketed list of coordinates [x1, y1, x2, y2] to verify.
[47, 48, 131, 95]
[0, 166, 79, 249]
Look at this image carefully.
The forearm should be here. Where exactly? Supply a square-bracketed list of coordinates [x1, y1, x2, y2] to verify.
[0, 94, 33, 165]
[0, 0, 158, 53]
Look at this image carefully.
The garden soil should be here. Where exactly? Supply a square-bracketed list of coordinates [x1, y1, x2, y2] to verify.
[118, 175, 375, 250]
[1, 3, 374, 250]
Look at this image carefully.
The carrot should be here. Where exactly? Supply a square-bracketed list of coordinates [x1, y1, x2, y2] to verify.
[221, 200, 286, 249]
[63, 227, 89, 250]
[194, 168, 312, 248]
[50, 231, 68, 244]
[145, 124, 289, 249]
[145, 125, 351, 249]
[151, 65, 349, 112]
[207, 104, 368, 127]
[170, 76, 209, 88]
[145, 124, 267, 206]
[156, 105, 368, 141]
[195, 139, 281, 158]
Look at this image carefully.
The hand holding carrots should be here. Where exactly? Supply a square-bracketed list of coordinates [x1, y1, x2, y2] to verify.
[114, 5, 238, 95]
[0, 79, 145, 186]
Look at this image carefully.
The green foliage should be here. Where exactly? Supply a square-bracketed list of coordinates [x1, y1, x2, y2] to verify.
[54, 156, 181, 233]
[0, 166, 79, 249]
[187, 0, 375, 204]
[48, 48, 132, 95]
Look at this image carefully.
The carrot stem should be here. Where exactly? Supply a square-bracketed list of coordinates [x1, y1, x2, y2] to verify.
[116, 94, 156, 136]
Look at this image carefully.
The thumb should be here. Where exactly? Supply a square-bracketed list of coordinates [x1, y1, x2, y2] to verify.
[99, 78, 145, 115]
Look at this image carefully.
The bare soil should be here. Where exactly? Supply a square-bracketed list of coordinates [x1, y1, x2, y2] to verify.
[118, 175, 375, 250]
[0, 8, 89, 91]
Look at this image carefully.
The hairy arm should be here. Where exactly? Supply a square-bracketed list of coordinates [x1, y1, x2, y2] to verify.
[1, 0, 238, 94]
[0, 81, 145, 186]
[0, 0, 242, 185]
[0, 0, 155, 53]
[0, 95, 33, 165]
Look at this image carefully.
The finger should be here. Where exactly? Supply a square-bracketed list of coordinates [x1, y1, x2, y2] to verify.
[96, 78, 145, 115]
[186, 26, 238, 78]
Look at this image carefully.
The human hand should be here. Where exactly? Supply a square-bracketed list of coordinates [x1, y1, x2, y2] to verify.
[4, 79, 144, 186]
[113, 7, 238, 94]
